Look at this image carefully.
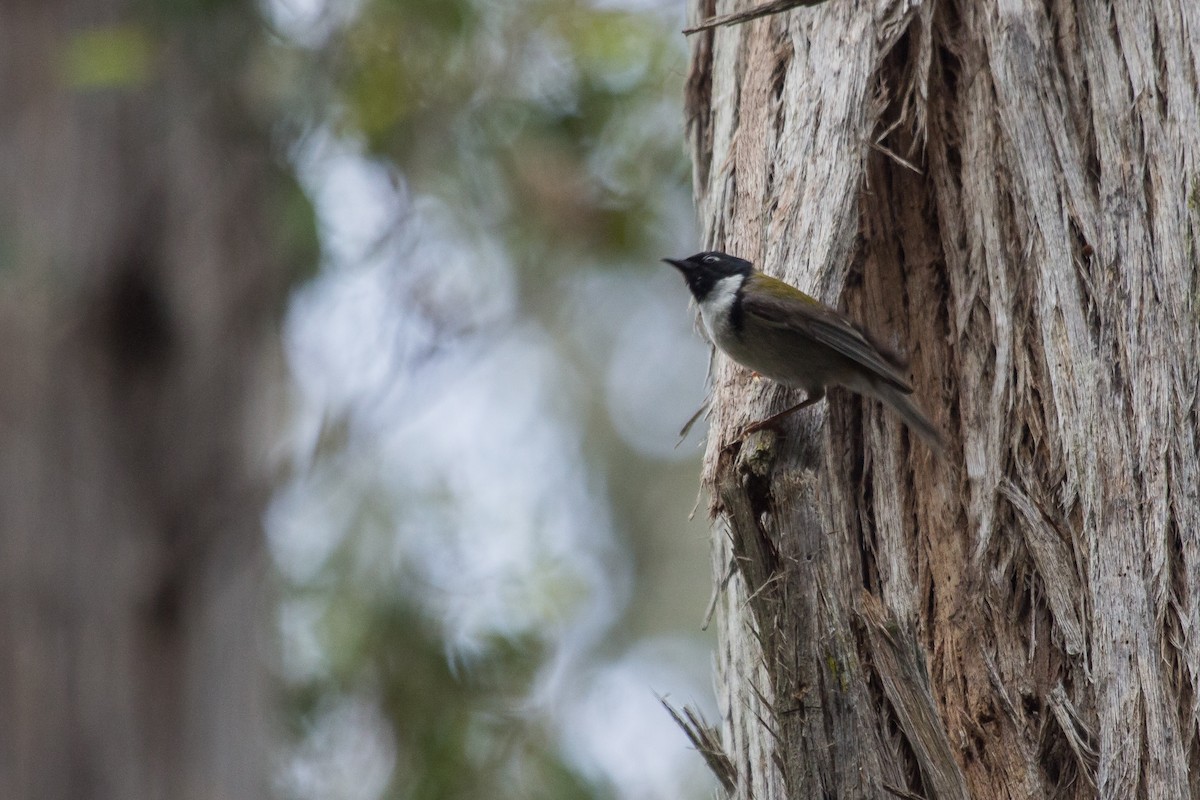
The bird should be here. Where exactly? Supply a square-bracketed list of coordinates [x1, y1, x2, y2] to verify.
[663, 250, 943, 450]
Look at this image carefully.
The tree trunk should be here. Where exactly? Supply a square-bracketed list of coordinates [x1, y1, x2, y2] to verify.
[0, 3, 292, 798]
[683, 0, 1200, 797]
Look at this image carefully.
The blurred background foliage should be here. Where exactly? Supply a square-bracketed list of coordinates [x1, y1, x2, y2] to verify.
[253, 0, 717, 799]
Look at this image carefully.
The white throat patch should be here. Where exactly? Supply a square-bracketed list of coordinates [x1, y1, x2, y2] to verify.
[698, 274, 744, 346]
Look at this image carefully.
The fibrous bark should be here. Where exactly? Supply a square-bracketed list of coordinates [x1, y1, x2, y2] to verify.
[684, 0, 1200, 797]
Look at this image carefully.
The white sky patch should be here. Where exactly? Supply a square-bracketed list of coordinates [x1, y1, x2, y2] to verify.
[274, 132, 629, 661]
[284, 261, 405, 419]
[292, 130, 407, 268]
[277, 694, 395, 800]
[266, 466, 354, 585]
[603, 275, 708, 459]
[272, 102, 711, 798]
[260, 0, 364, 48]
[280, 287, 617, 656]
[275, 597, 329, 683]
[586, 0, 685, 15]
[558, 637, 718, 800]
[372, 326, 629, 652]
[562, 269, 709, 459]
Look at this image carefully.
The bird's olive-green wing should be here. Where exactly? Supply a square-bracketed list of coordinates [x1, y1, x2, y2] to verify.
[741, 276, 913, 393]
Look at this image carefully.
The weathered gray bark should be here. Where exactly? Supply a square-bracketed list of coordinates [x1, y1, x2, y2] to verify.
[684, 0, 1200, 797]
[0, 3, 291, 798]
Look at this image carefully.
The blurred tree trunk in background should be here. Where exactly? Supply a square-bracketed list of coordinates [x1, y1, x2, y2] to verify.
[684, 0, 1199, 797]
[0, 3, 292, 798]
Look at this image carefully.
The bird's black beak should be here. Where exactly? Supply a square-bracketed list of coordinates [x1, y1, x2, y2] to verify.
[662, 258, 689, 272]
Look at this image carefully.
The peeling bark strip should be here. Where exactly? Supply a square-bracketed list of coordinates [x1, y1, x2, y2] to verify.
[859, 592, 969, 800]
[661, 698, 738, 792]
[684, 0, 831, 35]
[684, 0, 1200, 798]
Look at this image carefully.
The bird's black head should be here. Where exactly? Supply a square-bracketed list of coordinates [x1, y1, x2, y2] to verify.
[662, 251, 753, 301]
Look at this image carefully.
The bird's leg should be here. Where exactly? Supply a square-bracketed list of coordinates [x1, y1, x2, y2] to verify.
[740, 389, 825, 437]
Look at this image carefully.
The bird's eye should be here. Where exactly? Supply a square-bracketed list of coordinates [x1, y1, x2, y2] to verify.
[702, 255, 719, 264]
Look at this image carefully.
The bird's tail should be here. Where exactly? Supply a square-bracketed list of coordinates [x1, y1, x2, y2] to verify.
[869, 381, 945, 453]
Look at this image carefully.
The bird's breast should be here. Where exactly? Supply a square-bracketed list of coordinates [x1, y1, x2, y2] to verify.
[697, 275, 744, 345]
[705, 313, 852, 395]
